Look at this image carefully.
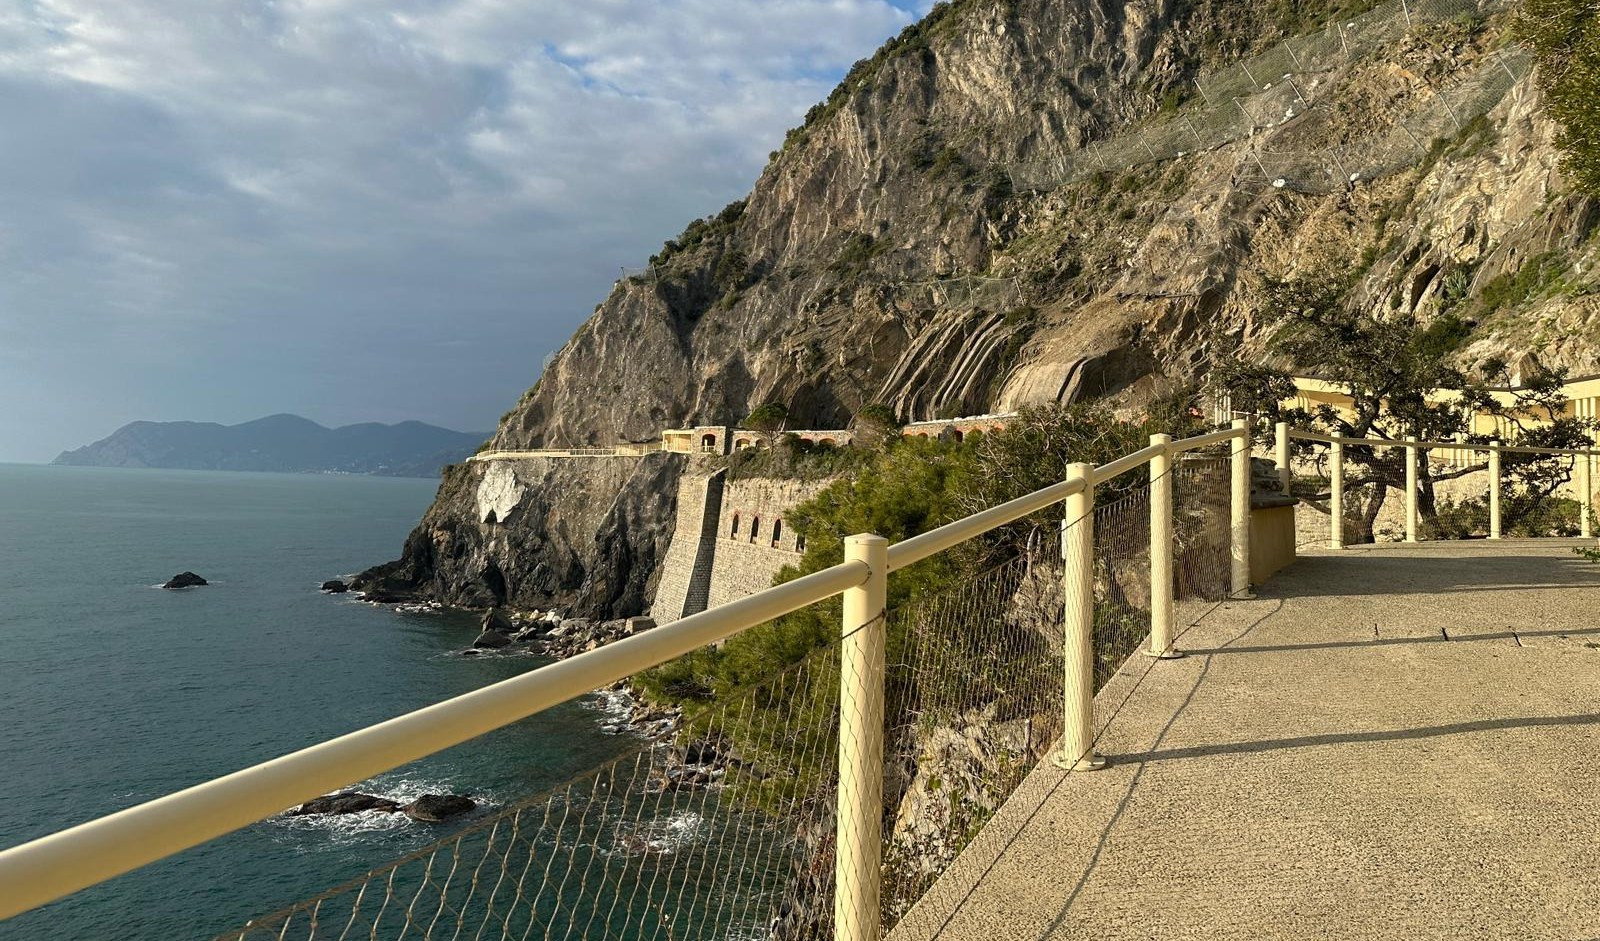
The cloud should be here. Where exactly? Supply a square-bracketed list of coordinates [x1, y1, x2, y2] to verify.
[0, 0, 924, 460]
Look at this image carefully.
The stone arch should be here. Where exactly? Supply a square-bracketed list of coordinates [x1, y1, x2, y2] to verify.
[771, 518, 783, 548]
[700, 433, 718, 453]
[730, 512, 741, 537]
[796, 533, 807, 553]
[750, 516, 761, 542]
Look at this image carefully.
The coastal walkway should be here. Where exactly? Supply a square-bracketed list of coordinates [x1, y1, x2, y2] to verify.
[891, 538, 1600, 941]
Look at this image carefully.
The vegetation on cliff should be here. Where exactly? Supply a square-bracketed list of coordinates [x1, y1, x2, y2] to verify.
[1521, 0, 1600, 197]
[637, 399, 1203, 704]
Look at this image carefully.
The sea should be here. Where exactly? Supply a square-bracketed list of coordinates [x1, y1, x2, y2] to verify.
[0, 464, 641, 940]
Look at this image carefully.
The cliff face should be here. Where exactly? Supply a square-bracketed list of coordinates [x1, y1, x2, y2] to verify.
[362, 0, 1599, 616]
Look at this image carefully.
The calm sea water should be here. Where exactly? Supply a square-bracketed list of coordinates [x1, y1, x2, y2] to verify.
[0, 464, 636, 940]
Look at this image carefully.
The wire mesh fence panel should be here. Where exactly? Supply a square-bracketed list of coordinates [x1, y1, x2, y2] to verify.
[219, 646, 847, 941]
[878, 535, 1065, 933]
[1285, 443, 1336, 549]
[1172, 456, 1232, 627]
[1090, 485, 1153, 699]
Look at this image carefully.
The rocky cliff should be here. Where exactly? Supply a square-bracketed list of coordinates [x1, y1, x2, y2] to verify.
[361, 0, 1598, 616]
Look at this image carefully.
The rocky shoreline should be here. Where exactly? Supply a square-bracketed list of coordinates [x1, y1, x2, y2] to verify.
[343, 594, 722, 793]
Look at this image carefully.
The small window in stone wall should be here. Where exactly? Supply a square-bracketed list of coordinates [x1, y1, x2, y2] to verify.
[730, 513, 740, 537]
[796, 533, 807, 553]
[750, 516, 761, 542]
[771, 519, 783, 548]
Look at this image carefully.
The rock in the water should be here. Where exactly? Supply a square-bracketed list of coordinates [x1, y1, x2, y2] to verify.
[481, 606, 515, 634]
[360, 589, 411, 604]
[290, 792, 401, 816]
[404, 793, 476, 822]
[472, 629, 512, 649]
[320, 579, 349, 593]
[163, 571, 207, 589]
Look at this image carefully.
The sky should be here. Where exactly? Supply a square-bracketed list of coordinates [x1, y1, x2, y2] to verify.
[0, 0, 931, 462]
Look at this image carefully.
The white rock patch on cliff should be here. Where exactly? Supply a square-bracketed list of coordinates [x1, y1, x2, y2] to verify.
[475, 462, 526, 524]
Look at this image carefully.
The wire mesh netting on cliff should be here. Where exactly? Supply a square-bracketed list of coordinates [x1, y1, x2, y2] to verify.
[220, 458, 1235, 941]
[1007, 0, 1525, 195]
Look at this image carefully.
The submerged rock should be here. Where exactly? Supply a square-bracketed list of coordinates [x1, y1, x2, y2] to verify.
[290, 792, 402, 816]
[320, 579, 349, 593]
[163, 571, 207, 589]
[404, 794, 476, 822]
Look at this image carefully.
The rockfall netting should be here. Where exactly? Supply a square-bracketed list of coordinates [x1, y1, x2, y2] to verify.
[1009, 0, 1526, 194]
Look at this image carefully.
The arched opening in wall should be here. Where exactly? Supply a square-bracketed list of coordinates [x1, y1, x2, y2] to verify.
[730, 513, 740, 538]
[816, 437, 835, 447]
[951, 430, 964, 442]
[771, 519, 783, 548]
[750, 516, 761, 542]
[700, 433, 718, 453]
[916, 432, 930, 439]
[737, 439, 753, 450]
[796, 533, 807, 553]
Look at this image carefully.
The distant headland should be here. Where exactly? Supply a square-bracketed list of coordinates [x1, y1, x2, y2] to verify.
[52, 414, 488, 478]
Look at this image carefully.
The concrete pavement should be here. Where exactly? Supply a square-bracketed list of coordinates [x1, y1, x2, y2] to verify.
[889, 539, 1600, 941]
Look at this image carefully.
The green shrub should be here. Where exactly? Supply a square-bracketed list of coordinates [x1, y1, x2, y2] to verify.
[1520, 0, 1600, 197]
[1479, 252, 1565, 314]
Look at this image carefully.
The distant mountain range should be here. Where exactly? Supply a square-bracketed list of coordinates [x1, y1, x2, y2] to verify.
[52, 414, 489, 478]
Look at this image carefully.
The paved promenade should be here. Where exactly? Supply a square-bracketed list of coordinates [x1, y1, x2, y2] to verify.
[890, 539, 1600, 941]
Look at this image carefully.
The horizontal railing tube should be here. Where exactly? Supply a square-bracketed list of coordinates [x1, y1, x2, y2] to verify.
[887, 426, 1241, 571]
[1091, 442, 1166, 485]
[0, 559, 870, 922]
[1170, 427, 1240, 452]
[1287, 428, 1600, 459]
[888, 477, 1086, 570]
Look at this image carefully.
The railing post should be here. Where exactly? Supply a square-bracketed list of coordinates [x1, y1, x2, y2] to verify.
[1275, 421, 1291, 494]
[1230, 419, 1253, 598]
[1146, 434, 1181, 659]
[1330, 438, 1345, 550]
[1404, 435, 1419, 543]
[837, 534, 888, 941]
[1054, 463, 1105, 772]
[1488, 442, 1502, 540]
[1582, 450, 1593, 539]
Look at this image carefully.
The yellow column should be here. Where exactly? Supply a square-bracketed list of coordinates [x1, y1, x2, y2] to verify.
[1582, 451, 1593, 539]
[1055, 463, 1106, 771]
[1330, 439, 1345, 550]
[1488, 443, 1502, 540]
[1231, 419, 1253, 597]
[1275, 421, 1292, 494]
[1405, 435, 1418, 542]
[1146, 435, 1181, 658]
[836, 534, 888, 941]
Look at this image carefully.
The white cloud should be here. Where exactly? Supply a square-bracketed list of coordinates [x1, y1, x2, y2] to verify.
[0, 0, 922, 460]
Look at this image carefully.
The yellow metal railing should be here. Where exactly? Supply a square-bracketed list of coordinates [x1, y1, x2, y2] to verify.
[1278, 422, 1600, 547]
[0, 424, 1255, 940]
